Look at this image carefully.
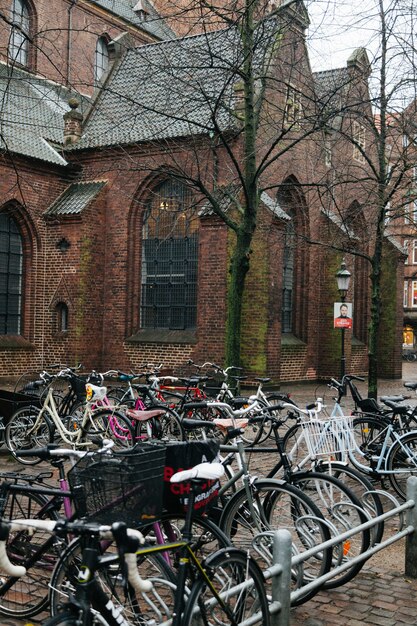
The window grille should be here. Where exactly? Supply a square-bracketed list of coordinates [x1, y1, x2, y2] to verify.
[141, 180, 198, 330]
[404, 281, 409, 308]
[0, 214, 22, 334]
[9, 0, 30, 66]
[282, 216, 295, 333]
[94, 37, 109, 84]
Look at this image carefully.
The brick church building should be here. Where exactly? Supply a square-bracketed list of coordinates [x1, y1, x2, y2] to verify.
[0, 0, 404, 382]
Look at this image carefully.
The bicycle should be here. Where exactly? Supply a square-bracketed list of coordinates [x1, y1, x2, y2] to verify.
[179, 399, 334, 605]
[0, 461, 271, 626]
[5, 371, 135, 463]
[281, 391, 417, 500]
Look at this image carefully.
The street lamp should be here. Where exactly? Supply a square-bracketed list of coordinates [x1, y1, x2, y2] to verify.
[336, 258, 351, 379]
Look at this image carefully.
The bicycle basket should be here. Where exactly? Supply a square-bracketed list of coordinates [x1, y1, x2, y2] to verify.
[301, 415, 355, 457]
[68, 442, 166, 525]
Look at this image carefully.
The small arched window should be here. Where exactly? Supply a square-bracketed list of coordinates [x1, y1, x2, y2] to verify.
[0, 213, 23, 334]
[94, 36, 109, 85]
[141, 179, 198, 330]
[56, 302, 69, 333]
[9, 0, 30, 67]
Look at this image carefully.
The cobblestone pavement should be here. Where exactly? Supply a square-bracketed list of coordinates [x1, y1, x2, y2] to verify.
[3, 363, 417, 626]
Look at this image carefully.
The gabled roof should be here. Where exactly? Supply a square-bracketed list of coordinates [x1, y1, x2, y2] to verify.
[71, 17, 282, 150]
[89, 0, 175, 40]
[0, 63, 89, 165]
[44, 181, 107, 216]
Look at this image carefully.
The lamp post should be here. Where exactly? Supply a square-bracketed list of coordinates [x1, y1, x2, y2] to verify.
[336, 259, 351, 379]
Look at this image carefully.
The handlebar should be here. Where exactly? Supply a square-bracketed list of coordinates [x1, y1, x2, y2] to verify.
[16, 439, 114, 460]
[0, 519, 151, 593]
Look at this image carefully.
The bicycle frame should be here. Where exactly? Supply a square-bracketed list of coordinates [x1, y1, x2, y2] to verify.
[27, 387, 103, 447]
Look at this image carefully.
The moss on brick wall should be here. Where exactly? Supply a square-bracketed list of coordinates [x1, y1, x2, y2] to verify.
[75, 236, 92, 364]
[240, 225, 269, 375]
[377, 244, 399, 377]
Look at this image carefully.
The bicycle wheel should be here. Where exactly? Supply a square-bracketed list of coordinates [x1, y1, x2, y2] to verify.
[387, 431, 417, 499]
[49, 537, 176, 623]
[288, 470, 371, 588]
[183, 547, 270, 626]
[132, 405, 185, 442]
[141, 511, 231, 563]
[5, 407, 54, 464]
[317, 460, 385, 544]
[350, 414, 393, 471]
[219, 478, 332, 605]
[0, 490, 60, 618]
[84, 408, 135, 450]
[43, 613, 78, 626]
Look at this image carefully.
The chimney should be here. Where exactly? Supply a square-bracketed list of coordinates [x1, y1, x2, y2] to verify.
[63, 98, 83, 145]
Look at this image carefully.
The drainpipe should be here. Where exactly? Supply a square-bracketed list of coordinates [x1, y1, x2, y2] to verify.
[66, 0, 77, 86]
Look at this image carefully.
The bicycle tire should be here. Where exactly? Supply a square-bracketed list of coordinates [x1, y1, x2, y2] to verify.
[43, 613, 79, 626]
[288, 470, 371, 588]
[49, 537, 176, 623]
[218, 478, 332, 605]
[387, 431, 417, 499]
[183, 547, 270, 626]
[83, 408, 135, 450]
[5, 407, 54, 464]
[0, 490, 60, 618]
[317, 460, 385, 544]
[350, 414, 393, 471]
[132, 405, 185, 442]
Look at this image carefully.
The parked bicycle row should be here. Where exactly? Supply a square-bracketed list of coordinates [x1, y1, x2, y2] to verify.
[0, 363, 414, 623]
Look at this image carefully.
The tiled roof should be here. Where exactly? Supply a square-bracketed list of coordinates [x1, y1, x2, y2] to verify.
[44, 181, 107, 216]
[90, 0, 175, 40]
[72, 18, 281, 149]
[0, 63, 89, 165]
[260, 192, 290, 220]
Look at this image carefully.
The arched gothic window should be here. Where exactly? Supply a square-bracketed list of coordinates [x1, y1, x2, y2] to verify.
[9, 0, 31, 66]
[94, 37, 109, 84]
[277, 178, 309, 340]
[141, 180, 198, 330]
[0, 214, 23, 334]
[282, 212, 295, 334]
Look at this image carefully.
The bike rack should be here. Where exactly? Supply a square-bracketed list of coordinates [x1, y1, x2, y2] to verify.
[266, 475, 417, 626]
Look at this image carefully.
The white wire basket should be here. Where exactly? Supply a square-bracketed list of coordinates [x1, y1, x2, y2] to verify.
[301, 415, 355, 457]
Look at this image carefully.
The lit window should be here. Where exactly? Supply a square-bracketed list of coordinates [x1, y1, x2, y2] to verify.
[141, 179, 198, 330]
[353, 121, 366, 163]
[0, 214, 23, 334]
[9, 0, 30, 66]
[284, 86, 302, 128]
[94, 37, 109, 85]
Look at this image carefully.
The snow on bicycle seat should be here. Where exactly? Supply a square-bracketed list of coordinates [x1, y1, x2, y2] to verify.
[212, 418, 248, 431]
[125, 408, 166, 421]
[170, 462, 225, 483]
